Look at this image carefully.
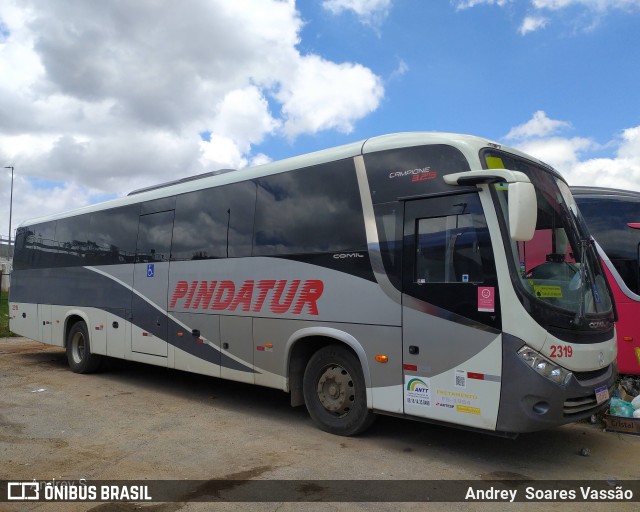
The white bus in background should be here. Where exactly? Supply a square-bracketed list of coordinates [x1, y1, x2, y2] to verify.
[9, 132, 616, 437]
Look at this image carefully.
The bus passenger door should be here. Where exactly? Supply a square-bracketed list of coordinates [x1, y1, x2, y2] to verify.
[401, 194, 502, 428]
[131, 210, 175, 358]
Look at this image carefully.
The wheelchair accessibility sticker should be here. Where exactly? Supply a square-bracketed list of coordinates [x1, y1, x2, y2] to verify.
[146, 264, 155, 278]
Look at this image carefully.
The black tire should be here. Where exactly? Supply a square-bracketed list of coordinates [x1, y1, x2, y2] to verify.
[303, 344, 375, 436]
[66, 321, 102, 374]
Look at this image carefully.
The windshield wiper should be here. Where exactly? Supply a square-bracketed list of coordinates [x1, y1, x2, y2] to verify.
[573, 238, 600, 326]
[573, 239, 588, 326]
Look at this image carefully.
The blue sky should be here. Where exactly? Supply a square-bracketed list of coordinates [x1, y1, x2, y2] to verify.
[279, 0, 640, 159]
[1, 0, 640, 235]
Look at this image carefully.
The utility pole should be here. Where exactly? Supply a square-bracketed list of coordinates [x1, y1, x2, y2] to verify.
[4, 166, 14, 256]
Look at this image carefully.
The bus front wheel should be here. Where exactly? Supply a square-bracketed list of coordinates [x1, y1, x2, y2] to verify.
[66, 321, 102, 374]
[303, 344, 375, 436]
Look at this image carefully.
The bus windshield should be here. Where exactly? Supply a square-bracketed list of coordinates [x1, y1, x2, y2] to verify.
[486, 152, 613, 320]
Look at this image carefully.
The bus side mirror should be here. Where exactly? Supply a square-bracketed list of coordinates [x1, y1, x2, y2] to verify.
[508, 182, 537, 241]
[443, 169, 537, 242]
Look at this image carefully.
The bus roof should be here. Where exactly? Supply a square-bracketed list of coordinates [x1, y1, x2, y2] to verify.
[571, 186, 640, 200]
[18, 131, 554, 227]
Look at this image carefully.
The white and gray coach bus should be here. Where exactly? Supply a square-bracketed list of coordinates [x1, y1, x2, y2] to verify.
[9, 132, 617, 436]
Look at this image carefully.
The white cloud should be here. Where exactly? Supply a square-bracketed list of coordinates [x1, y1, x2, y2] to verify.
[514, 136, 596, 172]
[505, 111, 571, 140]
[0, 0, 385, 232]
[530, 0, 640, 32]
[456, 0, 640, 33]
[506, 112, 640, 193]
[0, 134, 57, 163]
[519, 16, 549, 34]
[277, 55, 384, 138]
[209, 86, 280, 154]
[389, 59, 409, 81]
[199, 135, 250, 173]
[453, 0, 511, 11]
[617, 126, 640, 160]
[532, 0, 579, 8]
[532, 0, 640, 11]
[322, 0, 392, 27]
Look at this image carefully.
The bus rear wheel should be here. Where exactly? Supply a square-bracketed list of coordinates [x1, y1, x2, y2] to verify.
[66, 321, 102, 374]
[303, 344, 375, 436]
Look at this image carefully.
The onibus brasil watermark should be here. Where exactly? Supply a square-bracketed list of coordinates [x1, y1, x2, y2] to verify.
[6, 479, 151, 502]
[2, 479, 638, 503]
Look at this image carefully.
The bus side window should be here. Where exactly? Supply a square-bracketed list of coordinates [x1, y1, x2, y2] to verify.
[415, 217, 447, 283]
[12, 227, 36, 270]
[253, 159, 366, 256]
[136, 211, 174, 263]
[577, 196, 640, 295]
[415, 213, 485, 284]
[374, 202, 403, 289]
[32, 221, 59, 268]
[172, 181, 256, 260]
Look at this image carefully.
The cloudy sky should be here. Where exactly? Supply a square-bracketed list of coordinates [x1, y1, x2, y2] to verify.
[1, 0, 639, 236]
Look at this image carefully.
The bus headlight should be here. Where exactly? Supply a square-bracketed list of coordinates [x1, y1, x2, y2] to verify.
[517, 347, 572, 385]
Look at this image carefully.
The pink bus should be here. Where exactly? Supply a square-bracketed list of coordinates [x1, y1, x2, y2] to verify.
[572, 186, 640, 376]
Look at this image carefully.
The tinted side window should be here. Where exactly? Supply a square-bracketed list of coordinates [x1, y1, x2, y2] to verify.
[13, 222, 57, 269]
[141, 196, 176, 215]
[56, 215, 92, 267]
[577, 196, 640, 294]
[136, 210, 174, 263]
[374, 202, 403, 290]
[414, 202, 492, 284]
[253, 159, 366, 256]
[16, 206, 153, 269]
[172, 181, 256, 260]
[33, 207, 140, 268]
[12, 226, 31, 270]
[87, 206, 139, 265]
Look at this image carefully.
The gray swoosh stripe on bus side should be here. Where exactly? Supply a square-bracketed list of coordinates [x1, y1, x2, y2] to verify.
[402, 294, 501, 335]
[95, 267, 257, 374]
[10, 266, 255, 373]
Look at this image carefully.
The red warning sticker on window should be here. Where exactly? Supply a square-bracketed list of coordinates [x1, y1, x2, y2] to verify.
[478, 287, 495, 313]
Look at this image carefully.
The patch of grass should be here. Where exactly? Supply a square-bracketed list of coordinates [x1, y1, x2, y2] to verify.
[1, 290, 16, 338]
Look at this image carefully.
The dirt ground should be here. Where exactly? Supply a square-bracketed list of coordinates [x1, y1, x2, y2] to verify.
[1, 337, 639, 512]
